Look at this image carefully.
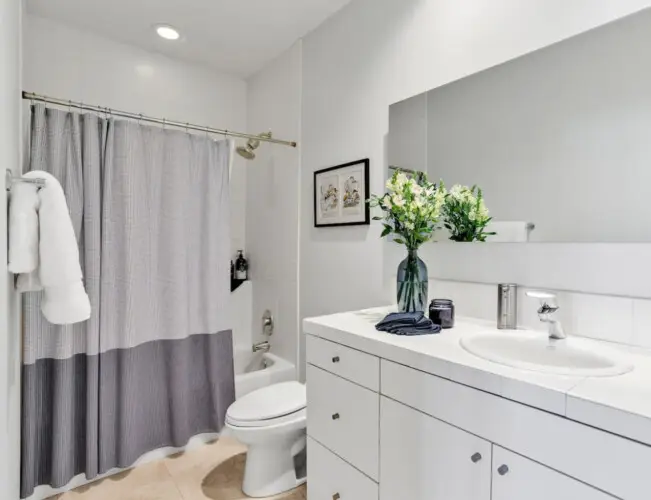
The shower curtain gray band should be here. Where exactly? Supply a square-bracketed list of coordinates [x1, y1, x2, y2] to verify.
[20, 104, 235, 498]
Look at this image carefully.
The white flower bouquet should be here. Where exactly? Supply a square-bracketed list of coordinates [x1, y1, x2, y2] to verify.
[368, 170, 446, 249]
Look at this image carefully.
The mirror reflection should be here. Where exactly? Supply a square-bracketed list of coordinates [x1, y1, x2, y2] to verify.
[389, 10, 651, 243]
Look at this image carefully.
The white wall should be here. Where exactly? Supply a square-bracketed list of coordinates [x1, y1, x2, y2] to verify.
[0, 1, 23, 497]
[246, 42, 302, 370]
[298, 0, 651, 379]
[23, 14, 249, 254]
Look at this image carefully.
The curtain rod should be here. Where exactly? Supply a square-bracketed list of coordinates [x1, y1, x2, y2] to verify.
[22, 91, 298, 148]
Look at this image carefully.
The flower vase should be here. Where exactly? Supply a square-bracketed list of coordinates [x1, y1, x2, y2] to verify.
[397, 248, 428, 313]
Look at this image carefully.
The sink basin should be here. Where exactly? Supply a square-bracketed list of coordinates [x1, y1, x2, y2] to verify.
[460, 331, 633, 377]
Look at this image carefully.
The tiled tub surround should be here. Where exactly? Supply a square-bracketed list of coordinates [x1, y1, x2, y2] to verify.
[305, 307, 651, 500]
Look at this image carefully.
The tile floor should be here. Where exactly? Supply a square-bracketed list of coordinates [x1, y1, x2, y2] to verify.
[52, 437, 307, 500]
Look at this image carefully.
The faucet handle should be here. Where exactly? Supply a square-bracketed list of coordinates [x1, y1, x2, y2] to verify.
[526, 290, 559, 314]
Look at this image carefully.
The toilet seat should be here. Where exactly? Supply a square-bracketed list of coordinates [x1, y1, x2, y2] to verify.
[227, 407, 306, 428]
[226, 381, 306, 428]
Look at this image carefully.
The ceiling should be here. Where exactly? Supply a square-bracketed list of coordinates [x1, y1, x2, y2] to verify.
[26, 0, 352, 77]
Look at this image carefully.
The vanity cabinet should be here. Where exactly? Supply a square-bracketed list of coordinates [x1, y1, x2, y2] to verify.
[305, 330, 643, 500]
[492, 447, 614, 500]
[380, 396, 492, 500]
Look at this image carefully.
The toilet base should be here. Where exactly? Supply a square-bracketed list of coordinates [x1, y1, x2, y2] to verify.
[242, 435, 307, 498]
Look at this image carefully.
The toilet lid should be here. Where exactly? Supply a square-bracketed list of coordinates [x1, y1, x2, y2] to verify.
[227, 382, 306, 422]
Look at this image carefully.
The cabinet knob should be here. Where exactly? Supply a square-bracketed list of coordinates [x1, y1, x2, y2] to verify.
[470, 452, 482, 463]
[333, 494, 341, 500]
[332, 413, 340, 420]
[332, 356, 340, 363]
[497, 464, 509, 476]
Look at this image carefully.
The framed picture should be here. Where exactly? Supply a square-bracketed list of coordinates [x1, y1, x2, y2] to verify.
[314, 159, 370, 227]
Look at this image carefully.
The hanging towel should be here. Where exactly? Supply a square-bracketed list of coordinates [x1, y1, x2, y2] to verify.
[8, 171, 91, 325]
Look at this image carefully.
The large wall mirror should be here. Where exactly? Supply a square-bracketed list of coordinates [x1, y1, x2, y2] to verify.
[389, 9, 651, 243]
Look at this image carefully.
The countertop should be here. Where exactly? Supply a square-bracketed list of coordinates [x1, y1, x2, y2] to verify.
[304, 306, 651, 447]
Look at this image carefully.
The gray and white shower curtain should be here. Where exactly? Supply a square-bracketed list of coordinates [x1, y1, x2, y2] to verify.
[21, 104, 235, 498]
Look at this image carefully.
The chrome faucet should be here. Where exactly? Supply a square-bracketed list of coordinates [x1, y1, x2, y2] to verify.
[526, 291, 566, 340]
[252, 340, 271, 353]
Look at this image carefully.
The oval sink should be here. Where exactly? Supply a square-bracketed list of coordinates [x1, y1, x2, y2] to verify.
[460, 331, 633, 377]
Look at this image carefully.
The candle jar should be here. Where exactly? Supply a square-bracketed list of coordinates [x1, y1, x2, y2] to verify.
[429, 299, 455, 329]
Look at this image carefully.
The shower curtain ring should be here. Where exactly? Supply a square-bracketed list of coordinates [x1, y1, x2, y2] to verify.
[185, 122, 189, 132]
[138, 113, 143, 125]
[68, 100, 72, 112]
[163, 118, 167, 129]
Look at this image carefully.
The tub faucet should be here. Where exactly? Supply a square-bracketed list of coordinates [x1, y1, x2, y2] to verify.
[526, 291, 566, 340]
[252, 341, 271, 353]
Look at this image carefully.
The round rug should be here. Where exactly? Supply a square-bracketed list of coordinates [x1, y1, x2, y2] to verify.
[201, 453, 306, 500]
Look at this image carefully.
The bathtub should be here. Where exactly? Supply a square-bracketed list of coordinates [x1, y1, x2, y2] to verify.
[234, 348, 296, 399]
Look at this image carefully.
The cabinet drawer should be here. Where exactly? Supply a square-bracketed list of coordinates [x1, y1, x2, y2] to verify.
[492, 447, 615, 500]
[308, 437, 378, 500]
[381, 396, 491, 500]
[307, 364, 379, 480]
[307, 334, 379, 391]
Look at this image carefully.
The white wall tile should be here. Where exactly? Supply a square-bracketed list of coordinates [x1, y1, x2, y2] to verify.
[569, 293, 633, 344]
[633, 299, 651, 349]
[246, 42, 302, 370]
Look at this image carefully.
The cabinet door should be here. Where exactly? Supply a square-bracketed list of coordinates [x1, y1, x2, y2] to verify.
[380, 396, 491, 500]
[492, 447, 615, 500]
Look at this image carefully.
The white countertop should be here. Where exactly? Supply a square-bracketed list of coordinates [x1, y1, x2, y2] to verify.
[304, 306, 651, 447]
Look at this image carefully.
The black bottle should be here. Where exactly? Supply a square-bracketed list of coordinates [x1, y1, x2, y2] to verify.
[235, 250, 248, 280]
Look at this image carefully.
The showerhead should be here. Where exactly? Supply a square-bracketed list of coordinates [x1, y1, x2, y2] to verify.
[236, 144, 256, 160]
[236, 132, 272, 160]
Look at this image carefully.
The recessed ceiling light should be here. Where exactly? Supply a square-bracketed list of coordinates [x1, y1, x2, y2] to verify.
[155, 24, 180, 40]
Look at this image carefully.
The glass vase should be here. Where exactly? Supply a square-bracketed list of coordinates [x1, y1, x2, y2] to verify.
[397, 248, 428, 313]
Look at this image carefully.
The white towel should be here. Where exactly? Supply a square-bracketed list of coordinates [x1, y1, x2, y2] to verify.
[485, 221, 534, 243]
[8, 171, 91, 325]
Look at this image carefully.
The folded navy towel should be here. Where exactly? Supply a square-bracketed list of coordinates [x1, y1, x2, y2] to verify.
[376, 311, 441, 336]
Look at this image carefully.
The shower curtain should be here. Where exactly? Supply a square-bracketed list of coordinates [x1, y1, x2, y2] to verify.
[20, 104, 235, 498]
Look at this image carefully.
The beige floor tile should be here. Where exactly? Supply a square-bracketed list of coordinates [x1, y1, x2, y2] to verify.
[52, 437, 305, 500]
[163, 437, 246, 479]
[59, 460, 179, 500]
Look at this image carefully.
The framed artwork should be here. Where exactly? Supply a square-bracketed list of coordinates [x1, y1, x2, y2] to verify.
[314, 159, 370, 227]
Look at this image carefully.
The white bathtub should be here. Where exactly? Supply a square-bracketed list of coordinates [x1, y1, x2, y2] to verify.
[234, 348, 296, 399]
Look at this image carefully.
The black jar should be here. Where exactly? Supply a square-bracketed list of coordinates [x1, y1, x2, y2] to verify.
[429, 299, 455, 329]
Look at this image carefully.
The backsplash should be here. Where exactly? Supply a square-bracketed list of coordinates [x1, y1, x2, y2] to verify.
[429, 279, 651, 349]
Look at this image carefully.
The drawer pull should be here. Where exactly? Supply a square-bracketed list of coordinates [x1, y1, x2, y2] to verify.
[332, 413, 340, 420]
[332, 356, 340, 363]
[333, 494, 341, 500]
[497, 464, 509, 476]
[470, 452, 482, 463]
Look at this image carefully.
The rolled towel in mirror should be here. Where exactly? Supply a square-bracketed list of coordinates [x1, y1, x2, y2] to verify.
[485, 221, 534, 243]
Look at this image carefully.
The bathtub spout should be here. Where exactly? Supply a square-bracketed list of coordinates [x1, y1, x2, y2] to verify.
[252, 341, 271, 353]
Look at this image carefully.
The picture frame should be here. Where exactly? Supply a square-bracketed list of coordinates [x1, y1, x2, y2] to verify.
[314, 159, 370, 227]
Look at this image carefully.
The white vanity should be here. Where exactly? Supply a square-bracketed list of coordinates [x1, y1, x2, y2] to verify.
[304, 307, 651, 500]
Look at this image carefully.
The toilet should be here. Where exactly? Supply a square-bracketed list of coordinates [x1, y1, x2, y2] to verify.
[226, 381, 307, 498]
